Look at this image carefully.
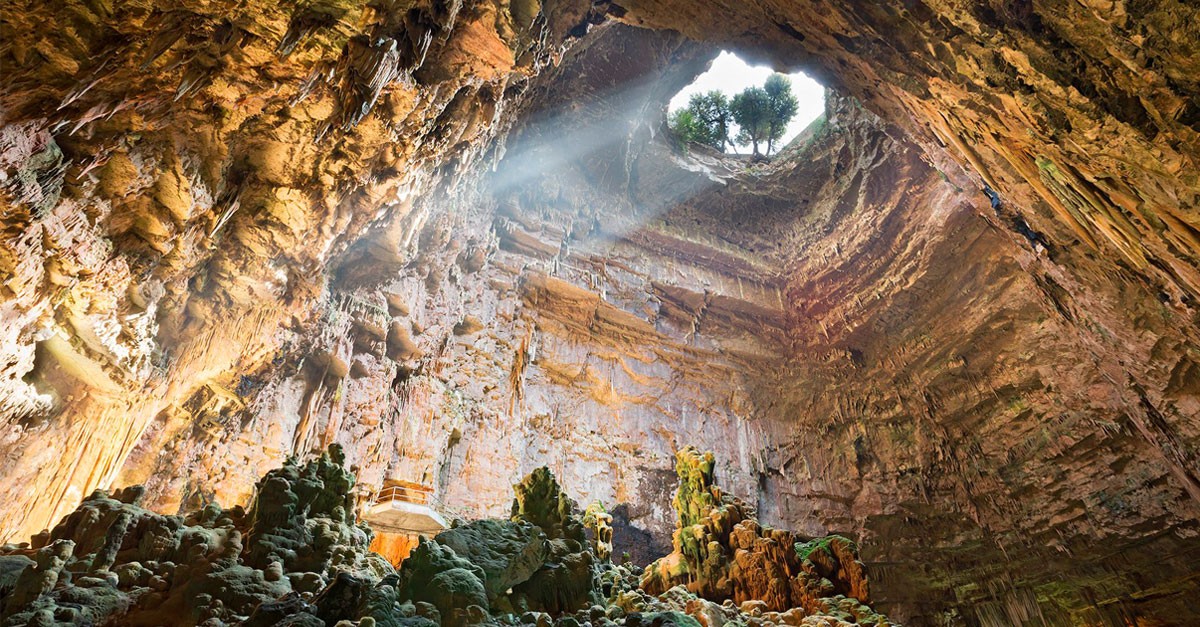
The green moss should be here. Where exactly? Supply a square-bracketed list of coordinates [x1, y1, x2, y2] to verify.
[1035, 155, 1060, 177]
[434, 519, 549, 599]
[671, 447, 718, 529]
[796, 114, 829, 154]
[511, 467, 585, 541]
[794, 535, 857, 562]
[398, 539, 489, 624]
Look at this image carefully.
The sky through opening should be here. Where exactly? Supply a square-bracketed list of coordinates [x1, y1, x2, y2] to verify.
[669, 51, 826, 154]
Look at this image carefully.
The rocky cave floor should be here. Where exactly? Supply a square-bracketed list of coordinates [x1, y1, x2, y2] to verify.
[0, 445, 893, 627]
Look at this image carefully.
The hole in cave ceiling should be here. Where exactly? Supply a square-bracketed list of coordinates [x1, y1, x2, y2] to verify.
[668, 51, 826, 155]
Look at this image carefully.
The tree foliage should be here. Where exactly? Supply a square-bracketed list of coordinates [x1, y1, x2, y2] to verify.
[668, 91, 733, 150]
[668, 108, 707, 149]
[763, 74, 800, 154]
[731, 86, 770, 156]
[687, 91, 734, 150]
[668, 73, 803, 157]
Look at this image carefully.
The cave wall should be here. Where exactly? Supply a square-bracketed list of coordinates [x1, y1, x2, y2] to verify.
[616, 0, 1200, 300]
[1, 0, 603, 539]
[110, 27, 772, 567]
[2, 0, 1200, 625]
[459, 65, 1200, 621]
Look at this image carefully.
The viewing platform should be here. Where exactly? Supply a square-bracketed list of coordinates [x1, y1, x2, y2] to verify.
[361, 480, 450, 535]
[360, 480, 454, 564]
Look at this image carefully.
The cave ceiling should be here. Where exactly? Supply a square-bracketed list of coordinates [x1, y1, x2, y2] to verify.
[1, 0, 1199, 624]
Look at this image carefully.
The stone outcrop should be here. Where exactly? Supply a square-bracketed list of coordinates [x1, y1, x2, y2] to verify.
[397, 538, 492, 626]
[508, 467, 603, 614]
[642, 448, 880, 625]
[433, 520, 550, 601]
[0, 445, 390, 626]
[395, 465, 609, 620]
[2, 0, 1199, 625]
[582, 502, 614, 562]
[1, 449, 895, 626]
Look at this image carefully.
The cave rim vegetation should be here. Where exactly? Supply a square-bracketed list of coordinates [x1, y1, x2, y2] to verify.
[665, 50, 828, 155]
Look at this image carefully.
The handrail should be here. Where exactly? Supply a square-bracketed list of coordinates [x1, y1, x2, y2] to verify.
[374, 484, 432, 505]
[361, 482, 473, 525]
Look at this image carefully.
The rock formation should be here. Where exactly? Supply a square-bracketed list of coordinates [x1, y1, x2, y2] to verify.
[0, 445, 391, 626]
[2, 0, 1199, 624]
[581, 503, 613, 562]
[0, 448, 894, 627]
[507, 467, 603, 615]
[642, 448, 880, 624]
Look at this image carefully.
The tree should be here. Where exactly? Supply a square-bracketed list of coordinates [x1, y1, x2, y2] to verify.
[731, 86, 770, 156]
[673, 75, 802, 157]
[668, 108, 707, 148]
[668, 91, 733, 151]
[762, 74, 799, 154]
[686, 91, 734, 151]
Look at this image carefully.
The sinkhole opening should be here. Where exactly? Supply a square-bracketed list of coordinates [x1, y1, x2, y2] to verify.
[668, 51, 826, 156]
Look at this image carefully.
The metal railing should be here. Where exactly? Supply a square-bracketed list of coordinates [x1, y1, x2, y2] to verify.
[375, 483, 434, 505]
[360, 483, 473, 524]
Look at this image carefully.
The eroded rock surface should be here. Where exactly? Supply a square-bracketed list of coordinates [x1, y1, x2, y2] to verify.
[0, 449, 893, 627]
[642, 448, 879, 624]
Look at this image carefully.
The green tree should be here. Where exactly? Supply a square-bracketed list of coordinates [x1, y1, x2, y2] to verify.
[673, 76, 802, 156]
[686, 91, 734, 150]
[669, 91, 733, 151]
[731, 86, 770, 156]
[668, 108, 707, 148]
[763, 73, 799, 154]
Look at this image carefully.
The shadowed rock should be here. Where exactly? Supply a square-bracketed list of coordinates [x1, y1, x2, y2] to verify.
[0, 445, 893, 626]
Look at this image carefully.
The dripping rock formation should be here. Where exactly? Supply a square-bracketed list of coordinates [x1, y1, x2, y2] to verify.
[1, 0, 1199, 625]
[0, 446, 892, 627]
[641, 447, 878, 623]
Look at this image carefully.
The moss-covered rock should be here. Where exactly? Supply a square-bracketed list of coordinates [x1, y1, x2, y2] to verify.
[397, 538, 489, 624]
[0, 445, 891, 627]
[512, 547, 600, 614]
[435, 519, 550, 599]
[244, 444, 383, 578]
[507, 468, 602, 614]
[0, 445, 394, 627]
[670, 447, 720, 529]
[582, 502, 614, 562]
[641, 449, 887, 623]
[511, 467, 586, 543]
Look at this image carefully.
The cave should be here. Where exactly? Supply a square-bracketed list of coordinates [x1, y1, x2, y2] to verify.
[1, 1, 1198, 626]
